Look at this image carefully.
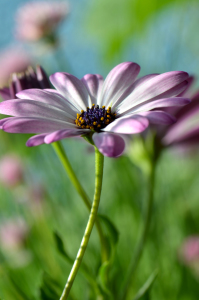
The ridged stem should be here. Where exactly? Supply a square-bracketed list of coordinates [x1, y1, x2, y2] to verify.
[59, 146, 104, 299]
[52, 141, 108, 262]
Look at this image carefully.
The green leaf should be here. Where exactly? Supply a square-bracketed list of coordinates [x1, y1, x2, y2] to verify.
[133, 269, 158, 300]
[98, 261, 114, 299]
[39, 272, 61, 300]
[53, 232, 73, 264]
[97, 215, 119, 298]
[98, 214, 119, 245]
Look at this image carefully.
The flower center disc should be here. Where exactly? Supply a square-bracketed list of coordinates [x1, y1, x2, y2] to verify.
[75, 104, 116, 131]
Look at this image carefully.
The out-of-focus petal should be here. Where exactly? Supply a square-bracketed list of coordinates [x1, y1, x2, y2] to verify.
[81, 74, 104, 105]
[98, 62, 140, 108]
[36, 66, 51, 89]
[26, 133, 47, 147]
[2, 117, 76, 133]
[0, 88, 11, 100]
[139, 111, 176, 125]
[44, 129, 87, 144]
[93, 132, 125, 157]
[50, 72, 91, 111]
[163, 125, 199, 145]
[163, 107, 199, 145]
[117, 71, 189, 114]
[102, 115, 149, 134]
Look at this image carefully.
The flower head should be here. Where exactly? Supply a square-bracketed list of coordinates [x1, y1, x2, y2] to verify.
[0, 47, 31, 87]
[0, 65, 51, 101]
[0, 62, 190, 157]
[15, 1, 69, 42]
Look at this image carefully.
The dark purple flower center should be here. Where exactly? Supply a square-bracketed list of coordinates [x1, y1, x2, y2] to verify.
[75, 104, 116, 131]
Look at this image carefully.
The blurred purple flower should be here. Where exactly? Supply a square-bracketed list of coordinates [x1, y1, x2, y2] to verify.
[0, 65, 51, 100]
[0, 218, 28, 250]
[15, 1, 69, 42]
[0, 48, 31, 87]
[0, 154, 23, 187]
[162, 81, 199, 148]
[0, 62, 190, 157]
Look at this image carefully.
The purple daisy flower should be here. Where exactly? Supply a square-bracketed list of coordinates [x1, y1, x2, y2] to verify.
[0, 62, 190, 157]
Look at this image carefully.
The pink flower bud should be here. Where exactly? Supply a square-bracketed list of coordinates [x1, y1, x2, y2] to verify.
[0, 154, 24, 187]
[0, 218, 28, 250]
[179, 236, 199, 264]
[15, 1, 69, 42]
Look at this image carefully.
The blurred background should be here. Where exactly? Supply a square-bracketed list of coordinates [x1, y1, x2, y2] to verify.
[0, 0, 199, 299]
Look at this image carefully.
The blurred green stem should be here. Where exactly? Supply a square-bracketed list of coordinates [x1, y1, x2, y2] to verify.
[119, 159, 156, 300]
[52, 141, 108, 263]
[59, 146, 104, 300]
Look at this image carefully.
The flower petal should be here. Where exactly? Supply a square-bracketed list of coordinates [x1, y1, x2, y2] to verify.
[44, 129, 87, 144]
[102, 115, 149, 134]
[2, 117, 76, 133]
[0, 87, 11, 100]
[81, 74, 104, 105]
[111, 74, 158, 111]
[163, 125, 199, 145]
[0, 99, 74, 122]
[163, 107, 199, 145]
[127, 97, 191, 115]
[26, 133, 47, 147]
[16, 89, 77, 117]
[98, 62, 140, 108]
[50, 72, 91, 111]
[139, 111, 176, 124]
[117, 71, 189, 114]
[0, 117, 13, 129]
[93, 132, 125, 157]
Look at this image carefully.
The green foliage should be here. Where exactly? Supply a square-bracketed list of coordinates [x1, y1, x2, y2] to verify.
[85, 0, 191, 63]
[39, 272, 62, 300]
[53, 232, 74, 264]
[133, 269, 158, 300]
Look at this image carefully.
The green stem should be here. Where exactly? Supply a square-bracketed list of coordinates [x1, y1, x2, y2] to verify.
[59, 146, 104, 300]
[119, 160, 156, 300]
[52, 141, 108, 262]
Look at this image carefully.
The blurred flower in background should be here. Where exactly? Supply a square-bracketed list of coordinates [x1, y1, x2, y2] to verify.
[0, 47, 31, 87]
[162, 86, 199, 149]
[179, 236, 199, 279]
[0, 217, 28, 250]
[0, 217, 31, 268]
[0, 65, 51, 100]
[15, 1, 69, 46]
[0, 154, 23, 187]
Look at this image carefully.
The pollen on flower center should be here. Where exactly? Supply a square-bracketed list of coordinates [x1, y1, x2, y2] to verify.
[75, 104, 116, 131]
